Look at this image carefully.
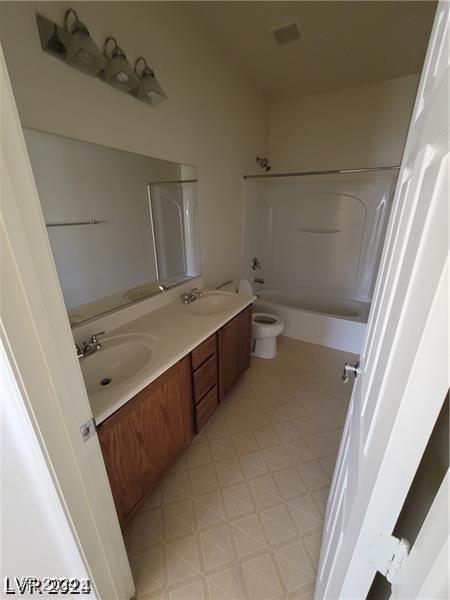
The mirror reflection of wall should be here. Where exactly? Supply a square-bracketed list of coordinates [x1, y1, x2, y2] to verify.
[24, 129, 200, 326]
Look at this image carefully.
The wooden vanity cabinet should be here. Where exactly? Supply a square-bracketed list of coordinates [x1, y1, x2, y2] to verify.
[97, 356, 193, 528]
[191, 333, 219, 432]
[218, 305, 252, 400]
[97, 305, 252, 528]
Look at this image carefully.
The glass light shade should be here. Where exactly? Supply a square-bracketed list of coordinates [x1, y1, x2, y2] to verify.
[65, 25, 106, 75]
[136, 72, 167, 106]
[104, 54, 139, 93]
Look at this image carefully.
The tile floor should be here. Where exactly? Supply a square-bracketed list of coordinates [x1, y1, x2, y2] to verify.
[124, 337, 356, 600]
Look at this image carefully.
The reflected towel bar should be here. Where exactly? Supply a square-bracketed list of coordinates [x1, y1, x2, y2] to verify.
[46, 220, 100, 227]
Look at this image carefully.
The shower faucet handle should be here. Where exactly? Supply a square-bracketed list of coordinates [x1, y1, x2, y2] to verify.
[251, 257, 261, 270]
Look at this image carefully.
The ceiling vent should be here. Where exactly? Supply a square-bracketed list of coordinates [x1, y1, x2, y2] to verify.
[273, 22, 300, 45]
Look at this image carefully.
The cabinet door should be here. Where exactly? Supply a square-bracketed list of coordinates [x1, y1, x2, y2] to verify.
[218, 316, 239, 399]
[218, 305, 252, 400]
[237, 305, 252, 374]
[98, 359, 193, 527]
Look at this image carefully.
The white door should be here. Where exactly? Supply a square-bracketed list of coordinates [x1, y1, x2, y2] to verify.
[316, 2, 449, 598]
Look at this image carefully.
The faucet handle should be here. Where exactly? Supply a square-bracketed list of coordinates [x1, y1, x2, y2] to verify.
[90, 331, 105, 343]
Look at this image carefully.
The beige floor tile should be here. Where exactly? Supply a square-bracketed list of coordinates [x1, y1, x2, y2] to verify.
[246, 410, 271, 430]
[274, 541, 315, 591]
[260, 503, 297, 546]
[232, 431, 258, 455]
[273, 467, 307, 500]
[293, 417, 322, 438]
[166, 535, 201, 585]
[128, 337, 353, 599]
[240, 450, 270, 479]
[262, 445, 292, 471]
[167, 577, 207, 600]
[130, 545, 165, 596]
[222, 482, 255, 519]
[209, 436, 236, 462]
[231, 514, 267, 557]
[163, 499, 196, 541]
[298, 461, 330, 491]
[248, 474, 283, 509]
[319, 454, 338, 477]
[225, 413, 250, 435]
[199, 524, 235, 572]
[303, 433, 336, 458]
[303, 532, 323, 573]
[241, 553, 284, 600]
[287, 496, 323, 535]
[127, 508, 163, 555]
[194, 491, 226, 529]
[189, 464, 218, 496]
[187, 442, 212, 469]
[311, 487, 330, 516]
[282, 401, 308, 420]
[253, 425, 280, 449]
[215, 457, 245, 488]
[162, 470, 192, 504]
[206, 566, 246, 600]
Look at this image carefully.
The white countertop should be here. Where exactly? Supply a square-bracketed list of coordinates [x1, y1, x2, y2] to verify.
[88, 291, 255, 425]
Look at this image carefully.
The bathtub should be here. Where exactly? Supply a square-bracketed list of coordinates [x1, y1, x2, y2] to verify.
[254, 287, 370, 354]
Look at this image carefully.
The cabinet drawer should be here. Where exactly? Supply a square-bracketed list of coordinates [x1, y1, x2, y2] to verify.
[191, 333, 217, 370]
[193, 353, 217, 403]
[195, 386, 218, 432]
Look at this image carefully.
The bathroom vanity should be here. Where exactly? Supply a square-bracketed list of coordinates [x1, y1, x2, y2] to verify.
[24, 128, 255, 529]
[95, 300, 253, 528]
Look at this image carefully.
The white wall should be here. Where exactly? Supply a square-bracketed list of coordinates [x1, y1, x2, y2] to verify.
[0, 1, 269, 289]
[268, 74, 419, 172]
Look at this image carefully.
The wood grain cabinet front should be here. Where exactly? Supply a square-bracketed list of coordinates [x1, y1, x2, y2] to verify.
[97, 357, 193, 528]
[97, 305, 253, 528]
[218, 305, 252, 400]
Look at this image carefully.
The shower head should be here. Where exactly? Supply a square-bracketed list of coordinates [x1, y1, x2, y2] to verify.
[256, 156, 271, 172]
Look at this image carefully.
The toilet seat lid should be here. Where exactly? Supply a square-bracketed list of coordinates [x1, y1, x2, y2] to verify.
[238, 279, 253, 294]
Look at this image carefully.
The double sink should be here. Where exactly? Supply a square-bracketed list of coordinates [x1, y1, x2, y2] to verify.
[80, 291, 237, 410]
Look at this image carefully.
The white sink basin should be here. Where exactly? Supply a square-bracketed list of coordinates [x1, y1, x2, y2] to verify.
[186, 291, 236, 317]
[80, 333, 160, 397]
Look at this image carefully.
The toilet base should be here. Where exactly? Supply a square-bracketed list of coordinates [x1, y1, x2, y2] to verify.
[252, 336, 278, 359]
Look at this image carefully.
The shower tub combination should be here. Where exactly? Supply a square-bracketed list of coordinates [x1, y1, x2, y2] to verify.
[243, 170, 398, 354]
[253, 287, 370, 354]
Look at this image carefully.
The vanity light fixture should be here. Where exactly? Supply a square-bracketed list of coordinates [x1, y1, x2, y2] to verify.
[36, 11, 167, 106]
[63, 9, 106, 75]
[36, 13, 69, 60]
[103, 36, 139, 93]
[134, 57, 167, 105]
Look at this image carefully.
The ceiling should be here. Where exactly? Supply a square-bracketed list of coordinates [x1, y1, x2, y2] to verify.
[191, 1, 436, 101]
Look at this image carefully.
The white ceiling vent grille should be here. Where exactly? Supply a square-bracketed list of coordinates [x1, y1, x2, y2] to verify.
[273, 22, 300, 45]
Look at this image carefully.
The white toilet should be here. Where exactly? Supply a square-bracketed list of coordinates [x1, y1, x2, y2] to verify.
[238, 279, 284, 359]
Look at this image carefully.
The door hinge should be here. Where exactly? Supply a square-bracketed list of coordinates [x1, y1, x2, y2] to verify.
[384, 537, 410, 584]
[369, 534, 410, 584]
[80, 417, 97, 442]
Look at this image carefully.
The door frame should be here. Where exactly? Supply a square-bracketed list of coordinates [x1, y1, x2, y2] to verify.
[0, 46, 134, 599]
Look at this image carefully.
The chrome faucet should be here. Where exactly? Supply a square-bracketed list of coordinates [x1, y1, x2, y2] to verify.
[76, 331, 105, 360]
[181, 288, 203, 304]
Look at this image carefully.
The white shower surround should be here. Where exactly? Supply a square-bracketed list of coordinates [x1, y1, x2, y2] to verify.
[244, 173, 397, 353]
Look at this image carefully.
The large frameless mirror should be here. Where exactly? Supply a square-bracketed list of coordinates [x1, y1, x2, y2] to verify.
[24, 128, 200, 326]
